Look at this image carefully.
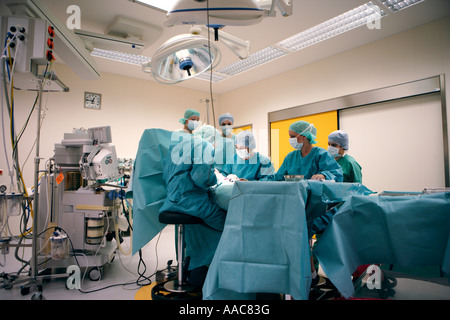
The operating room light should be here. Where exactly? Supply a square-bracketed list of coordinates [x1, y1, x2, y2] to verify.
[147, 34, 221, 84]
[381, 0, 425, 12]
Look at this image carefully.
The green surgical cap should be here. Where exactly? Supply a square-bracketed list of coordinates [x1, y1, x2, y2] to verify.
[179, 108, 200, 124]
[289, 120, 317, 144]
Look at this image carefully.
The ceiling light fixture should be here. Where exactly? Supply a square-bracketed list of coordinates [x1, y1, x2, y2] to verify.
[217, 46, 287, 77]
[380, 0, 425, 12]
[164, 0, 267, 28]
[276, 2, 386, 52]
[143, 34, 221, 84]
[91, 48, 151, 65]
[209, 2, 386, 79]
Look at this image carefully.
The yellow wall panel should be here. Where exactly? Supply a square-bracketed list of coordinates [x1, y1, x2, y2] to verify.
[232, 124, 252, 135]
[270, 111, 338, 170]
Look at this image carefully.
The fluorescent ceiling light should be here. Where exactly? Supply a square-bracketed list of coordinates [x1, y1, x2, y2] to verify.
[276, 2, 386, 52]
[216, 46, 287, 77]
[195, 72, 228, 82]
[211, 1, 386, 79]
[91, 48, 151, 65]
[380, 0, 425, 12]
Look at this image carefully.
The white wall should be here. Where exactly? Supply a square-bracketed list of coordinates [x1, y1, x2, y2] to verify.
[219, 16, 450, 168]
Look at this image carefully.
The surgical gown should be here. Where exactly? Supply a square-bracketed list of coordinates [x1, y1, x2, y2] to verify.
[263, 147, 343, 182]
[221, 152, 275, 181]
[337, 154, 362, 183]
[159, 136, 227, 270]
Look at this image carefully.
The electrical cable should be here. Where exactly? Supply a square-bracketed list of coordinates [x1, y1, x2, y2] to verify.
[206, 0, 217, 130]
[1, 56, 13, 187]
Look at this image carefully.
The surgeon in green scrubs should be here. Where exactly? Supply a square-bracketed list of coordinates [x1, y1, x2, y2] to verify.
[328, 130, 369, 282]
[327, 130, 362, 183]
[263, 120, 343, 182]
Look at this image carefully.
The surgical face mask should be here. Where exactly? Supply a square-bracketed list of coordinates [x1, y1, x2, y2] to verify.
[236, 148, 251, 159]
[289, 137, 303, 150]
[187, 120, 199, 131]
[220, 125, 233, 136]
[328, 146, 341, 158]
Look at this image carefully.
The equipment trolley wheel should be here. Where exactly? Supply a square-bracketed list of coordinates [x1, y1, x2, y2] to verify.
[88, 267, 103, 281]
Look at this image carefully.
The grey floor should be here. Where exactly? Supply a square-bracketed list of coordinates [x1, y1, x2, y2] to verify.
[1, 225, 449, 300]
[0, 226, 176, 300]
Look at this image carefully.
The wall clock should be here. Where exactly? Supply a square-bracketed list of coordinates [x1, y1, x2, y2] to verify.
[84, 92, 102, 110]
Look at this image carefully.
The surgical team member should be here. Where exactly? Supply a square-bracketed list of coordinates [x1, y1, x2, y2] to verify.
[218, 113, 235, 139]
[328, 130, 369, 282]
[263, 121, 343, 182]
[159, 127, 226, 287]
[179, 108, 200, 134]
[328, 130, 362, 183]
[221, 130, 275, 181]
[261, 120, 342, 294]
[214, 114, 236, 170]
[193, 124, 234, 171]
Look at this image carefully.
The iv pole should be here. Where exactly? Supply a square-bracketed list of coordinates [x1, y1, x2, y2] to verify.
[200, 98, 215, 126]
[30, 78, 43, 284]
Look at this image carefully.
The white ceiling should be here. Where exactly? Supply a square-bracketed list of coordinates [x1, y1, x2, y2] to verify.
[36, 0, 450, 94]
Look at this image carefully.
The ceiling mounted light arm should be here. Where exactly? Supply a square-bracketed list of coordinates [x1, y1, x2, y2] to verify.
[258, 0, 293, 17]
[194, 26, 250, 60]
[274, 0, 293, 17]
